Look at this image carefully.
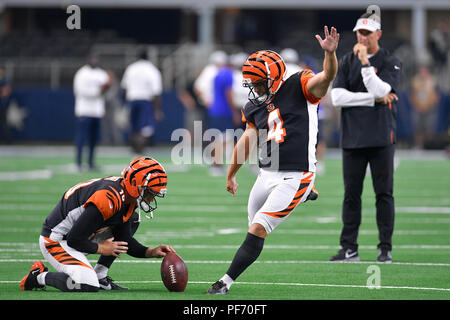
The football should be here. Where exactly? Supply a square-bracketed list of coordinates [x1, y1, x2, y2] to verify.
[160, 252, 188, 292]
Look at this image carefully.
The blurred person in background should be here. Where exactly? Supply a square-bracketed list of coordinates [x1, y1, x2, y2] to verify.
[0, 67, 12, 144]
[194, 50, 228, 110]
[280, 48, 302, 78]
[102, 73, 126, 145]
[121, 50, 163, 154]
[329, 11, 402, 263]
[429, 20, 449, 71]
[73, 54, 113, 171]
[207, 52, 241, 176]
[230, 52, 249, 129]
[177, 72, 207, 138]
[409, 65, 440, 148]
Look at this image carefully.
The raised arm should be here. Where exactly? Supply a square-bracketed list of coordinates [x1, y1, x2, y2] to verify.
[307, 26, 340, 98]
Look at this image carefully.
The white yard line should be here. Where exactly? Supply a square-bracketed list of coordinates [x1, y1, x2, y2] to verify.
[395, 207, 450, 214]
[0, 278, 448, 292]
[1, 258, 449, 267]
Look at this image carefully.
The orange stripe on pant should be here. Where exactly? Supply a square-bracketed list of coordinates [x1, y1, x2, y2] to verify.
[261, 172, 315, 219]
[43, 237, 93, 269]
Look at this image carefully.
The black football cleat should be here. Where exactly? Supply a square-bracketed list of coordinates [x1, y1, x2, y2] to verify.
[20, 260, 48, 291]
[306, 188, 319, 202]
[206, 280, 229, 295]
[376, 248, 392, 263]
[99, 276, 129, 290]
[329, 248, 360, 262]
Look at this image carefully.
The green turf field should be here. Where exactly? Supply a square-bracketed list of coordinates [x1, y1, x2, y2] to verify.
[0, 147, 449, 301]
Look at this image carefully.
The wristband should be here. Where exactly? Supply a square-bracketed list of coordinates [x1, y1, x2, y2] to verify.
[361, 63, 371, 68]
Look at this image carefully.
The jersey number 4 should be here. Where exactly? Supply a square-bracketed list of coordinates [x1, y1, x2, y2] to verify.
[267, 109, 286, 143]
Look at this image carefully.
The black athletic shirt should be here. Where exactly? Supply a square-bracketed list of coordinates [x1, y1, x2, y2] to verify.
[333, 47, 402, 148]
[41, 176, 147, 257]
[242, 70, 320, 172]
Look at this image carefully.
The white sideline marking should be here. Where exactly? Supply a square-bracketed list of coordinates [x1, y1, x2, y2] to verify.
[218, 229, 450, 235]
[171, 244, 450, 249]
[0, 163, 189, 182]
[396, 207, 450, 214]
[1, 258, 449, 267]
[0, 279, 448, 292]
[119, 280, 450, 292]
[0, 170, 52, 181]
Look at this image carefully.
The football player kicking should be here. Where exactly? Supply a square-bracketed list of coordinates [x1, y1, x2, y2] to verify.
[20, 157, 175, 292]
[206, 26, 340, 294]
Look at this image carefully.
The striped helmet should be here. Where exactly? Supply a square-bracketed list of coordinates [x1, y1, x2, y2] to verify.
[121, 157, 167, 217]
[242, 50, 287, 105]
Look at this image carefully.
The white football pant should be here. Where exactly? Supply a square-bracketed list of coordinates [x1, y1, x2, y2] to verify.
[248, 169, 316, 234]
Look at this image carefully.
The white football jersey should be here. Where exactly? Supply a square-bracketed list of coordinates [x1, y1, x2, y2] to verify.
[193, 64, 218, 107]
[121, 60, 162, 101]
[73, 65, 109, 118]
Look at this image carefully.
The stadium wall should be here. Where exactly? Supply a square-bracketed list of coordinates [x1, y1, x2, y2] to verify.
[9, 87, 184, 144]
[8, 86, 449, 149]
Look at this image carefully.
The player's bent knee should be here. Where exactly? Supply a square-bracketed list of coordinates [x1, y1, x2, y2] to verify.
[248, 223, 267, 238]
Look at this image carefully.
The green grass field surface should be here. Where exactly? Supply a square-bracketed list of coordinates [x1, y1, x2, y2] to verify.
[0, 147, 449, 304]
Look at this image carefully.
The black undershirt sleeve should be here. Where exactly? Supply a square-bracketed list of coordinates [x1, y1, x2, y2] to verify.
[127, 237, 149, 258]
[66, 203, 103, 254]
[66, 204, 148, 257]
[113, 220, 148, 258]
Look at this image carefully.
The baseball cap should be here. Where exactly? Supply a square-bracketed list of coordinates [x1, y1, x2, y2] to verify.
[209, 50, 228, 65]
[230, 52, 248, 68]
[280, 48, 299, 64]
[353, 16, 381, 32]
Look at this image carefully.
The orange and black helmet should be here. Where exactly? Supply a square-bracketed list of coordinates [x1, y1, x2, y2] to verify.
[121, 156, 167, 217]
[242, 50, 287, 105]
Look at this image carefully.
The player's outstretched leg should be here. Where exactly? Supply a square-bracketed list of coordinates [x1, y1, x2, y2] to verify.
[206, 231, 265, 295]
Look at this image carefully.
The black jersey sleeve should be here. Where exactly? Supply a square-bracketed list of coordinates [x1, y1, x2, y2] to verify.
[127, 237, 148, 258]
[113, 220, 148, 258]
[66, 203, 103, 254]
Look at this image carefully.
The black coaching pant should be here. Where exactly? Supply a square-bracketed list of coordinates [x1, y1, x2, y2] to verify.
[340, 145, 395, 251]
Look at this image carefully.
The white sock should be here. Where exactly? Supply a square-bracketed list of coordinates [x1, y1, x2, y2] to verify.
[220, 274, 234, 289]
[37, 272, 47, 286]
[94, 264, 109, 279]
